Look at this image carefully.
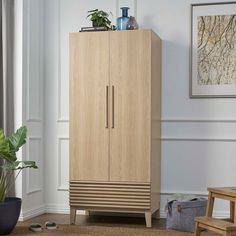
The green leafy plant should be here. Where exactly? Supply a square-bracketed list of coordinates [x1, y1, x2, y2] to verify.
[0, 126, 37, 202]
[87, 9, 113, 29]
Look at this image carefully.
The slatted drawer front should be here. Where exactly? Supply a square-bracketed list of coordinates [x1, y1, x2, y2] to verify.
[70, 181, 151, 210]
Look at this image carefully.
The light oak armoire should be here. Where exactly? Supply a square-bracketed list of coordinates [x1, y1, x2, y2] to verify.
[69, 29, 161, 227]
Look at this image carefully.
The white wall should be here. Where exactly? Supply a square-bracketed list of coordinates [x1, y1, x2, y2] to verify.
[41, 0, 236, 218]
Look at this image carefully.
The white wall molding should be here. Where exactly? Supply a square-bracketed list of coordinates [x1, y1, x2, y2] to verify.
[162, 118, 236, 123]
[162, 119, 236, 141]
[25, 0, 42, 122]
[160, 210, 229, 219]
[57, 0, 69, 123]
[46, 204, 84, 215]
[57, 136, 69, 191]
[19, 205, 46, 221]
[161, 137, 236, 142]
[57, 118, 236, 124]
[26, 137, 43, 195]
[57, 119, 69, 123]
[27, 118, 42, 122]
[46, 204, 70, 214]
[25, 0, 31, 122]
[161, 190, 207, 196]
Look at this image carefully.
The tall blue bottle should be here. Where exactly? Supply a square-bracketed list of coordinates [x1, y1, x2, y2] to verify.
[117, 7, 129, 30]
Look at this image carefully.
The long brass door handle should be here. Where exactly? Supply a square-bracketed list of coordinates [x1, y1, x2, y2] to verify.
[106, 85, 109, 128]
[112, 86, 115, 128]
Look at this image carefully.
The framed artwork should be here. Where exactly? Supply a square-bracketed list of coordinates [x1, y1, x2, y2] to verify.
[190, 2, 236, 98]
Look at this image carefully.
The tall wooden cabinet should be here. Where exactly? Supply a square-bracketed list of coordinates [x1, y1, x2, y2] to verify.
[69, 29, 161, 227]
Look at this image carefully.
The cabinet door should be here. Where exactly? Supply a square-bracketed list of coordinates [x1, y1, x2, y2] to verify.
[109, 30, 151, 182]
[70, 32, 109, 181]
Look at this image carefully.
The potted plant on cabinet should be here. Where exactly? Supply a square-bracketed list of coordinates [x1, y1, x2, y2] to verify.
[87, 9, 113, 29]
[0, 126, 37, 235]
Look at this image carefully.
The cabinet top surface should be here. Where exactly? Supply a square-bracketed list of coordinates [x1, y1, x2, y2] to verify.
[70, 29, 159, 38]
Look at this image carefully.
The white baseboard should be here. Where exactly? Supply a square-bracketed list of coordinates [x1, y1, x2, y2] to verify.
[46, 204, 85, 215]
[45, 204, 229, 219]
[18, 204, 230, 221]
[19, 205, 46, 221]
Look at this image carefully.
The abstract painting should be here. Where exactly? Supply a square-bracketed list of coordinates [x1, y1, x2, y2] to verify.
[191, 2, 236, 97]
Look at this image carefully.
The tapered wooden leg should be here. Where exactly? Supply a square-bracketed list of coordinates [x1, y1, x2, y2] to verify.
[194, 222, 201, 236]
[224, 231, 232, 236]
[234, 199, 236, 224]
[153, 209, 160, 219]
[230, 201, 235, 222]
[206, 192, 214, 217]
[70, 207, 76, 224]
[145, 211, 152, 228]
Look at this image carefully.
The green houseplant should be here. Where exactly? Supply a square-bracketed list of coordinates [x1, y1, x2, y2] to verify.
[0, 126, 37, 235]
[87, 9, 112, 29]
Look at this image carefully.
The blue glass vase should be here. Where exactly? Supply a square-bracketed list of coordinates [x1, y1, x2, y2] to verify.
[116, 7, 129, 30]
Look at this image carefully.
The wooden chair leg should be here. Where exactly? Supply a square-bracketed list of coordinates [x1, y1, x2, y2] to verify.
[70, 207, 76, 224]
[234, 200, 236, 224]
[194, 222, 201, 236]
[230, 201, 235, 222]
[224, 231, 232, 236]
[145, 211, 152, 228]
[206, 192, 214, 217]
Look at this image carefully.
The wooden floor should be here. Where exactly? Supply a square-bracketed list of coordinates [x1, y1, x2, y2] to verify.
[24, 213, 166, 229]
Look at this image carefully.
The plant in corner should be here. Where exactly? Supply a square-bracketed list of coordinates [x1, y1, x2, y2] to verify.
[87, 9, 115, 29]
[0, 126, 37, 235]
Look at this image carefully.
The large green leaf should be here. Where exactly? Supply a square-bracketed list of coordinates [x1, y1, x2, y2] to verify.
[0, 126, 38, 202]
[1, 161, 38, 170]
[8, 126, 27, 153]
[0, 129, 16, 163]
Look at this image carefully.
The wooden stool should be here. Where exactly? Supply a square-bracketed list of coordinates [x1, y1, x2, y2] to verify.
[195, 187, 236, 236]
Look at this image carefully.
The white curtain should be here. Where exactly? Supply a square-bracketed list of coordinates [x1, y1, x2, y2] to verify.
[0, 0, 15, 197]
[0, 1, 3, 127]
[0, 0, 15, 135]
